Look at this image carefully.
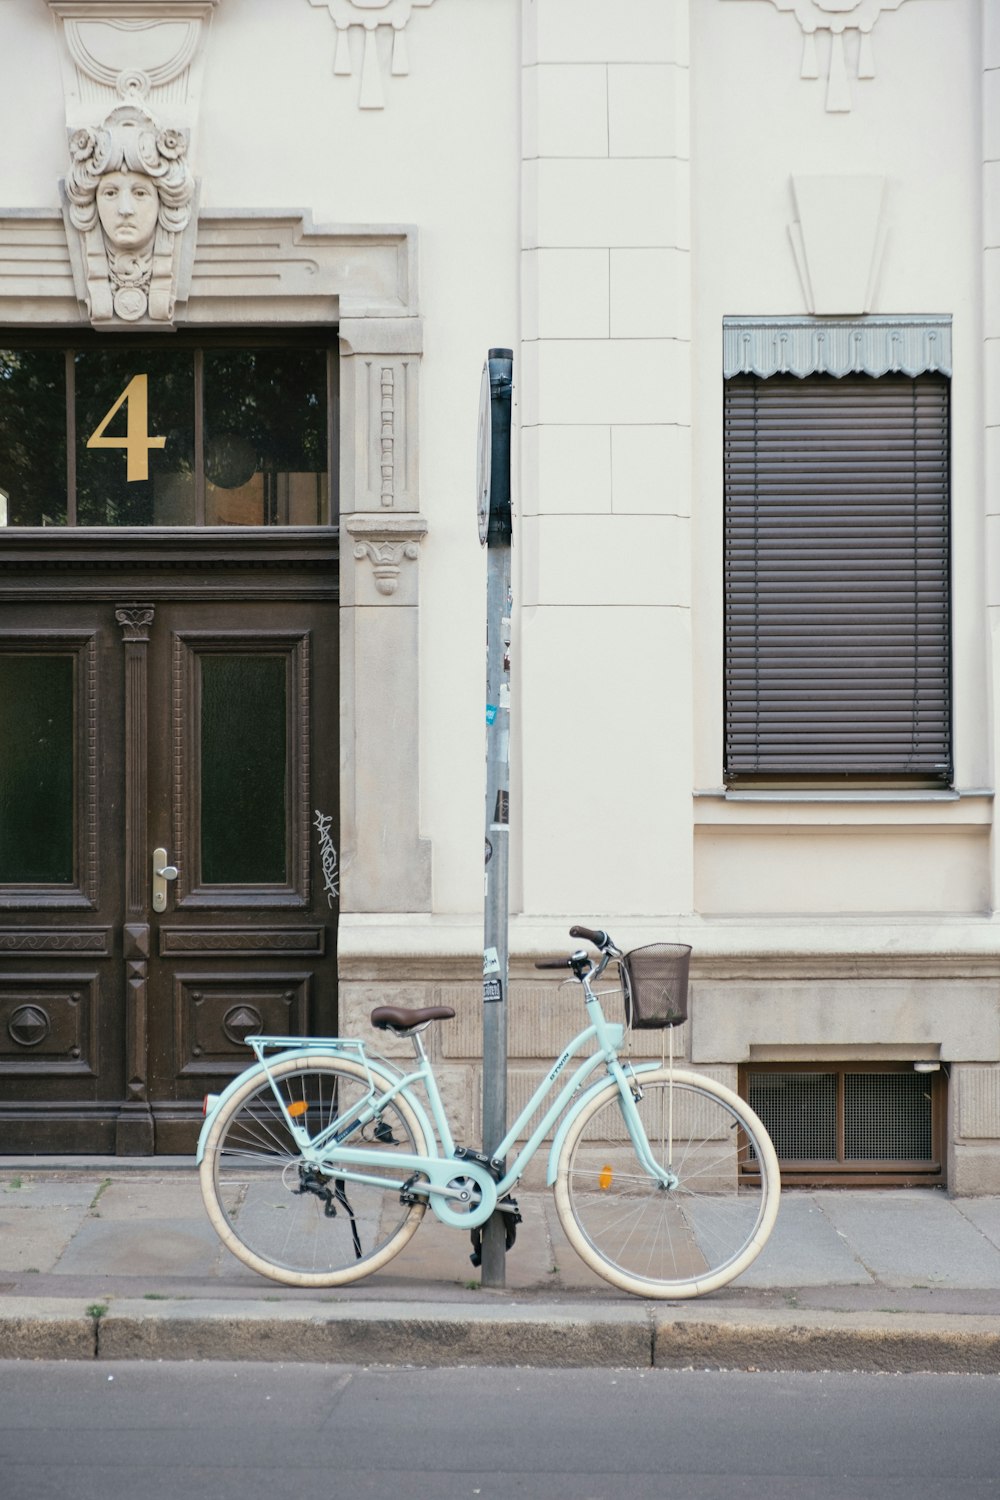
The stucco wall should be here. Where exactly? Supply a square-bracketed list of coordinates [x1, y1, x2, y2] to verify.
[1, 0, 999, 1182]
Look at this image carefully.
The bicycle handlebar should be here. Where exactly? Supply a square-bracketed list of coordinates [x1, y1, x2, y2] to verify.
[569, 925, 609, 948]
[533, 925, 621, 974]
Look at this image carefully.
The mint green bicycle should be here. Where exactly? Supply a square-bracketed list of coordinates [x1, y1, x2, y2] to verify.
[198, 926, 780, 1299]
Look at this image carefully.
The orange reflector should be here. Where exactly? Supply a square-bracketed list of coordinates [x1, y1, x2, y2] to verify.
[287, 1101, 309, 1118]
[598, 1165, 613, 1190]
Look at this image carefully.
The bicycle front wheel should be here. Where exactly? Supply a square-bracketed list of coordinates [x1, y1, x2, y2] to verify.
[200, 1054, 429, 1288]
[554, 1068, 780, 1299]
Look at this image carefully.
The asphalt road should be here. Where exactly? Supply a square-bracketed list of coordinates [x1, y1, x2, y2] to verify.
[1, 1360, 998, 1499]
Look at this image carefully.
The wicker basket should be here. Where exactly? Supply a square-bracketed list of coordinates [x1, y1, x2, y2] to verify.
[620, 943, 691, 1029]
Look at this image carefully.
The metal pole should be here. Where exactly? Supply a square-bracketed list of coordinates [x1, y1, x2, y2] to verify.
[479, 348, 513, 1287]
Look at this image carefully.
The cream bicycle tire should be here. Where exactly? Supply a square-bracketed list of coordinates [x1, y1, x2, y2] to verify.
[200, 1053, 429, 1289]
[554, 1067, 780, 1299]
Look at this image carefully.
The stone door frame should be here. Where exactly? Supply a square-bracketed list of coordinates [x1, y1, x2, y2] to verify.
[0, 205, 431, 917]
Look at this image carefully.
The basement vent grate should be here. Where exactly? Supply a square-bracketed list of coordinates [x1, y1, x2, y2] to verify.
[746, 1068, 938, 1173]
[844, 1071, 932, 1160]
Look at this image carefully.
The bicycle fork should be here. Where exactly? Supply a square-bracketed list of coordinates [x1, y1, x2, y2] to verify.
[614, 1065, 680, 1190]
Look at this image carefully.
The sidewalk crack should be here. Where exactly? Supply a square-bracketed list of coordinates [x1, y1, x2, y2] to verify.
[812, 1194, 878, 1283]
[951, 1199, 1000, 1255]
[88, 1178, 112, 1217]
[86, 1302, 107, 1359]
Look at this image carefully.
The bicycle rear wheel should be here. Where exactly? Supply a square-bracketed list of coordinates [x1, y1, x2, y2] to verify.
[200, 1054, 429, 1288]
[554, 1067, 780, 1298]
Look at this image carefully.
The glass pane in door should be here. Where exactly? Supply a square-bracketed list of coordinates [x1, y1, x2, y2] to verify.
[0, 349, 68, 526]
[203, 348, 329, 525]
[200, 654, 287, 883]
[75, 347, 195, 525]
[0, 654, 74, 882]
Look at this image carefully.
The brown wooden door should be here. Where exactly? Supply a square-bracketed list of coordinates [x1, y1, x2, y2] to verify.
[0, 531, 338, 1154]
[0, 593, 127, 1151]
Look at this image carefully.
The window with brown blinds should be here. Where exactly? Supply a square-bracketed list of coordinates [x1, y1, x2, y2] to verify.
[723, 372, 951, 784]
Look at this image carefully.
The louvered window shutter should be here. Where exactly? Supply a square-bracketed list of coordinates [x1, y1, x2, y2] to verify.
[723, 373, 951, 783]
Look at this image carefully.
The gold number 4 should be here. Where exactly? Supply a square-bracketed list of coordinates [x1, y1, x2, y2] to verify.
[86, 373, 166, 483]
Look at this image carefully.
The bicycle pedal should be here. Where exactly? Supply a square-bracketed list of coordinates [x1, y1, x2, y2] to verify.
[496, 1194, 522, 1225]
[501, 1197, 519, 1252]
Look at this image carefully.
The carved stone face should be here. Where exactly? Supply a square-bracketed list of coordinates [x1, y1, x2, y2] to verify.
[96, 170, 159, 251]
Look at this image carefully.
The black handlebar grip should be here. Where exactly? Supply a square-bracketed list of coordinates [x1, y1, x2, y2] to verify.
[569, 925, 608, 947]
[534, 957, 572, 970]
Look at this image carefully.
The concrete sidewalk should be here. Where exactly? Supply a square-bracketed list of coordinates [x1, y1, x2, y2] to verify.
[1, 1159, 1000, 1373]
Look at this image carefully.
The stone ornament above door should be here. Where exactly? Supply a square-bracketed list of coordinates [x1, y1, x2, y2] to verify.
[307, 0, 437, 109]
[721, 0, 939, 113]
[47, 1, 219, 131]
[47, 1, 219, 325]
[63, 99, 197, 323]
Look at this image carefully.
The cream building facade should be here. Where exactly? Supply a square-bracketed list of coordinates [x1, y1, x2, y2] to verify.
[0, 0, 997, 1188]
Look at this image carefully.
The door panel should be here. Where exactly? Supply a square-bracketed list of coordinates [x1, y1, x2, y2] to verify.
[199, 651, 290, 885]
[0, 532, 338, 1153]
[146, 597, 339, 1151]
[0, 653, 75, 883]
[0, 607, 125, 1149]
[165, 625, 313, 906]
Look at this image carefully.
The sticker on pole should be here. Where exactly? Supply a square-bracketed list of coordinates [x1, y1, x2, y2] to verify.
[483, 977, 503, 1004]
[483, 947, 501, 976]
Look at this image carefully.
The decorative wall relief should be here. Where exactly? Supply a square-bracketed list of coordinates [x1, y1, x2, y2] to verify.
[307, 0, 437, 109]
[722, 0, 937, 113]
[48, 1, 218, 126]
[346, 513, 427, 600]
[339, 350, 420, 511]
[48, 2, 216, 324]
[788, 174, 887, 313]
[0, 979, 92, 1073]
[63, 92, 197, 324]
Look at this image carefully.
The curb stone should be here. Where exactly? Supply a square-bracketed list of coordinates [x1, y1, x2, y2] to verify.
[0, 1300, 97, 1361]
[1, 1298, 999, 1373]
[97, 1302, 653, 1374]
[653, 1312, 1000, 1375]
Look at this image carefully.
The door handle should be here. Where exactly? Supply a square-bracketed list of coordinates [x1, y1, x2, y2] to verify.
[152, 847, 179, 913]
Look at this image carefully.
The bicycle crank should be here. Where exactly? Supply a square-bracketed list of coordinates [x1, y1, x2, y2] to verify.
[405, 1157, 499, 1228]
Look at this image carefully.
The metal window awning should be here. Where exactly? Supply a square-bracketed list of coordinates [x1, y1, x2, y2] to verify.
[723, 316, 952, 381]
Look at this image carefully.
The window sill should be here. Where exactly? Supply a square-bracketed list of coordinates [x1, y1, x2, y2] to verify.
[693, 789, 994, 827]
[698, 789, 984, 802]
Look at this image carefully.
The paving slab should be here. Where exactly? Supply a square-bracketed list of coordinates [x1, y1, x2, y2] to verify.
[0, 1176, 105, 1210]
[376, 1191, 612, 1294]
[53, 1216, 229, 1279]
[953, 1196, 1000, 1252]
[816, 1190, 1000, 1289]
[0, 1207, 89, 1274]
[734, 1194, 873, 1288]
[86, 1178, 206, 1221]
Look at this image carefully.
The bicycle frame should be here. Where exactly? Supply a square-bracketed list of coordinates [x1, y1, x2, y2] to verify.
[198, 978, 674, 1231]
